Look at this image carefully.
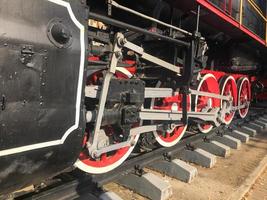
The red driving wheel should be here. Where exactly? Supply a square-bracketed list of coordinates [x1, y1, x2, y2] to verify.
[151, 81, 191, 147]
[194, 73, 221, 133]
[75, 68, 139, 174]
[76, 127, 137, 174]
[219, 75, 238, 125]
[237, 77, 251, 119]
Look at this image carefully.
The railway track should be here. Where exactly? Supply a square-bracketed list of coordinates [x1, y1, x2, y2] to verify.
[10, 106, 267, 200]
[89, 107, 267, 185]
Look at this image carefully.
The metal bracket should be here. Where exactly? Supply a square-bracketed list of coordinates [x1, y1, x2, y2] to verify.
[163, 152, 173, 162]
[203, 136, 210, 143]
[20, 45, 34, 65]
[134, 165, 144, 177]
[186, 143, 196, 151]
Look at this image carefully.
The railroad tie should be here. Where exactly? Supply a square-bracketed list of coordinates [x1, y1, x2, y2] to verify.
[227, 130, 250, 143]
[99, 192, 124, 200]
[178, 148, 217, 168]
[148, 159, 198, 183]
[213, 135, 241, 150]
[116, 172, 173, 200]
[240, 126, 257, 137]
[195, 141, 231, 157]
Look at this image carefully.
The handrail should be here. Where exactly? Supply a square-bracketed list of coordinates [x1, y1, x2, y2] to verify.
[239, 0, 244, 24]
[198, 0, 267, 45]
[247, 0, 267, 22]
[249, 0, 265, 16]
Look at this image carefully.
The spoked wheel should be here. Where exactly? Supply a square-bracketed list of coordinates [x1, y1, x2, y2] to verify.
[75, 128, 139, 174]
[75, 69, 140, 174]
[193, 73, 221, 133]
[219, 75, 238, 125]
[237, 77, 251, 119]
[151, 81, 191, 147]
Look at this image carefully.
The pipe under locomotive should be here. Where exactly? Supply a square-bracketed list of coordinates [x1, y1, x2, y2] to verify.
[0, 0, 264, 195]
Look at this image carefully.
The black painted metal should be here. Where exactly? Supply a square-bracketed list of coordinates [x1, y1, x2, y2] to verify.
[88, 12, 190, 47]
[0, 0, 87, 194]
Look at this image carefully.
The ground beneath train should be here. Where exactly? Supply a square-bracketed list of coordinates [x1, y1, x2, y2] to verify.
[245, 169, 267, 200]
[103, 132, 267, 200]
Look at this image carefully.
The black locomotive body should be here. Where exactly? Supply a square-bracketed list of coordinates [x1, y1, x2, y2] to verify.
[0, 0, 87, 194]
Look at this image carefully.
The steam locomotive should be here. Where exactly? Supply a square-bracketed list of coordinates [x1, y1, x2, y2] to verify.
[0, 0, 266, 195]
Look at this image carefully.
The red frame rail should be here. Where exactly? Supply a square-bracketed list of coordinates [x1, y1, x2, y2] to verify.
[197, 0, 267, 46]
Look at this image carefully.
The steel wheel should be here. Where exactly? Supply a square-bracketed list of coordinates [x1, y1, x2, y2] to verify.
[237, 77, 251, 119]
[194, 73, 221, 133]
[219, 75, 238, 125]
[151, 81, 190, 147]
[75, 68, 139, 174]
[75, 128, 139, 174]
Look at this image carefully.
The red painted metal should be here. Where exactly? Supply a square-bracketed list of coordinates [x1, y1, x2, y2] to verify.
[231, 73, 248, 80]
[200, 69, 226, 80]
[197, 0, 266, 46]
[88, 56, 100, 61]
[195, 73, 221, 133]
[220, 76, 238, 124]
[153, 94, 189, 144]
[79, 130, 131, 168]
[237, 77, 251, 118]
[123, 60, 137, 75]
[200, 69, 248, 82]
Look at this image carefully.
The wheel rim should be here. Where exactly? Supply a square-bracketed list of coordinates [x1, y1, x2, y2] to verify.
[151, 81, 190, 147]
[220, 76, 237, 125]
[195, 74, 221, 133]
[75, 128, 139, 174]
[75, 68, 139, 174]
[237, 77, 251, 119]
